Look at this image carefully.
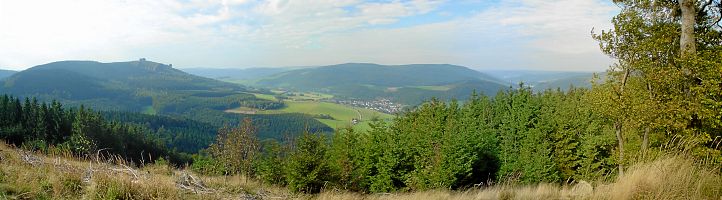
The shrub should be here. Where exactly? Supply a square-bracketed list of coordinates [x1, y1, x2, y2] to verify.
[191, 154, 226, 176]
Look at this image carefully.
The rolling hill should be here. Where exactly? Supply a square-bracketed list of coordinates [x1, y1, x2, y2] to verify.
[254, 63, 507, 105]
[0, 69, 15, 80]
[0, 60, 246, 111]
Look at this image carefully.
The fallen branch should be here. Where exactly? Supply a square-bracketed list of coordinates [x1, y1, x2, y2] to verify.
[175, 172, 214, 194]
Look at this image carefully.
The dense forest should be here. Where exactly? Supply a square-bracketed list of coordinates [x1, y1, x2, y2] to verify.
[194, 83, 720, 193]
[101, 111, 218, 153]
[0, 95, 190, 164]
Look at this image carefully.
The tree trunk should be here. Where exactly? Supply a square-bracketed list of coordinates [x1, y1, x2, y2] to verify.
[680, 0, 696, 57]
[642, 82, 653, 153]
[616, 69, 630, 177]
[615, 121, 625, 176]
[642, 127, 650, 152]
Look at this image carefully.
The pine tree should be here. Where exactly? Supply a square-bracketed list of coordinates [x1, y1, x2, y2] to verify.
[286, 131, 330, 193]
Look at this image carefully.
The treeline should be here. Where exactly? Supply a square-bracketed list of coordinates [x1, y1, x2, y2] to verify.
[99, 111, 328, 154]
[101, 111, 217, 153]
[0, 95, 189, 164]
[145, 90, 330, 141]
[191, 88, 610, 192]
[195, 84, 720, 193]
[238, 100, 284, 110]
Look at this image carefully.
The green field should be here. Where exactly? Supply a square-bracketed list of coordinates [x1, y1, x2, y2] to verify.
[226, 91, 393, 131]
[283, 92, 333, 101]
[228, 100, 393, 131]
[248, 93, 277, 101]
[412, 85, 452, 91]
[142, 106, 157, 115]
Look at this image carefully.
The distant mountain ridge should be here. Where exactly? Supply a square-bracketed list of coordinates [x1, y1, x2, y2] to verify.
[0, 69, 15, 80]
[182, 67, 289, 80]
[256, 63, 503, 89]
[9, 60, 244, 90]
[482, 70, 600, 91]
[249, 63, 506, 105]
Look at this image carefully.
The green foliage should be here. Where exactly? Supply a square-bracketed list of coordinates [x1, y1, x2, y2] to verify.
[254, 139, 287, 185]
[265, 87, 617, 193]
[102, 111, 217, 153]
[285, 131, 331, 194]
[326, 127, 364, 190]
[0, 94, 189, 165]
[592, 0, 722, 172]
[208, 118, 260, 176]
[191, 153, 226, 176]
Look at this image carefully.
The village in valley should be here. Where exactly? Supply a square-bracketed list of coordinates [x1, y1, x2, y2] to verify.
[329, 98, 405, 114]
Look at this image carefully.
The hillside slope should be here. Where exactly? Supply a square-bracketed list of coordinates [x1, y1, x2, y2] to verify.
[257, 63, 502, 89]
[0, 60, 247, 111]
[0, 69, 15, 80]
[255, 63, 506, 105]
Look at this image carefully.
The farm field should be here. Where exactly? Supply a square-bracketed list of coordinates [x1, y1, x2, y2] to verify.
[227, 98, 394, 131]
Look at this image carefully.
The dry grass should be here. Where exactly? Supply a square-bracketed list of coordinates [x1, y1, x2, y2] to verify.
[313, 156, 721, 200]
[1, 141, 720, 200]
[594, 156, 722, 200]
[0, 142, 289, 200]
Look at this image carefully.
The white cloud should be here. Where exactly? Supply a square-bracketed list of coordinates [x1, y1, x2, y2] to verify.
[494, 0, 617, 54]
[0, 0, 617, 71]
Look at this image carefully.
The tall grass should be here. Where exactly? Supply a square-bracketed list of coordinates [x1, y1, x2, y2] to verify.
[0, 142, 287, 199]
[314, 155, 721, 200]
[1, 140, 720, 200]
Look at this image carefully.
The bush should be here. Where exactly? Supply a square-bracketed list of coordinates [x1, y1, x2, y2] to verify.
[191, 154, 226, 176]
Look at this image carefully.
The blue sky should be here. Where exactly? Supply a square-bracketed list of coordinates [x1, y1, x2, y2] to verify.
[0, 0, 619, 71]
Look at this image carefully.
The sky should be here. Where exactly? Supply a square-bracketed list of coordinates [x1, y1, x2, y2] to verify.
[0, 0, 619, 71]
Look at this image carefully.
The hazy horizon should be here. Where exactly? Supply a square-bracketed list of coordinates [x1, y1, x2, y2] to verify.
[1, 0, 618, 71]
[0, 59, 605, 73]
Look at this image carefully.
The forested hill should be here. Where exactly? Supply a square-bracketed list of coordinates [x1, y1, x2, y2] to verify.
[0, 69, 15, 80]
[0, 60, 248, 111]
[252, 63, 507, 105]
[257, 63, 503, 89]
[2, 60, 245, 93]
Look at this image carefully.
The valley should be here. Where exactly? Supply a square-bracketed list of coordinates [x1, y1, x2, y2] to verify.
[225, 91, 394, 131]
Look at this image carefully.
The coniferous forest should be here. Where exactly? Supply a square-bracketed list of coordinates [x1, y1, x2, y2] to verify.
[0, 95, 191, 164]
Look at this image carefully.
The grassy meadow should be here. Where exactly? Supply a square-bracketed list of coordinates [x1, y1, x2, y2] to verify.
[228, 99, 394, 131]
